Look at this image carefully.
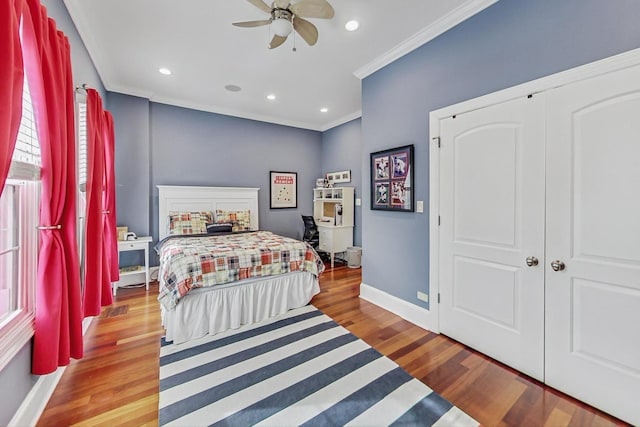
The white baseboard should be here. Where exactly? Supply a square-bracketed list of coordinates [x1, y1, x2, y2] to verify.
[9, 316, 94, 427]
[359, 282, 437, 332]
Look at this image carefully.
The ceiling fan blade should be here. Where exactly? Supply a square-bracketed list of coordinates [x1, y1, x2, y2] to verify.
[269, 34, 288, 49]
[246, 0, 272, 14]
[232, 19, 272, 28]
[273, 0, 290, 8]
[290, 0, 334, 19]
[293, 17, 318, 46]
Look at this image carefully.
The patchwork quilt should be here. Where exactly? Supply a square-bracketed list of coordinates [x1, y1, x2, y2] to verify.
[157, 231, 324, 310]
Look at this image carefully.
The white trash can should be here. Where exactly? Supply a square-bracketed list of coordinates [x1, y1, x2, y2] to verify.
[346, 246, 362, 268]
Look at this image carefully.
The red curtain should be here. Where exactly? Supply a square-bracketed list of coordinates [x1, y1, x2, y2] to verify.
[83, 89, 113, 316]
[0, 0, 24, 192]
[103, 111, 119, 282]
[22, 0, 84, 375]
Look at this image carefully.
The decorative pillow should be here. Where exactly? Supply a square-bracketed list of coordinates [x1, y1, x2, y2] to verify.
[215, 210, 251, 232]
[206, 222, 233, 234]
[168, 211, 213, 235]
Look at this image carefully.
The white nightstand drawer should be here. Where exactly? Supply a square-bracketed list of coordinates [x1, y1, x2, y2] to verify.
[119, 241, 146, 251]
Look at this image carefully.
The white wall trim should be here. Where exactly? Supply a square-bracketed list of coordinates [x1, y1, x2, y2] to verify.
[9, 317, 94, 427]
[360, 283, 436, 332]
[428, 46, 640, 340]
[354, 0, 498, 80]
[428, 122, 441, 334]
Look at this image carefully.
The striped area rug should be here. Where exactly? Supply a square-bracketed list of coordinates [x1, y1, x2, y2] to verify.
[159, 305, 478, 426]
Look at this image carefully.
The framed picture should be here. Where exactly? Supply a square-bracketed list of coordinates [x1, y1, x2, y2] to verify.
[270, 171, 297, 209]
[370, 144, 414, 212]
[326, 170, 351, 184]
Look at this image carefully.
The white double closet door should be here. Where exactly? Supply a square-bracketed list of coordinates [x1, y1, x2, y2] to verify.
[438, 64, 640, 425]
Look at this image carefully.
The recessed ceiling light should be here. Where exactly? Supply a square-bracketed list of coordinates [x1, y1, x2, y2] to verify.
[345, 20, 359, 31]
[225, 84, 242, 92]
[320, 107, 329, 113]
[158, 67, 172, 75]
[267, 94, 276, 101]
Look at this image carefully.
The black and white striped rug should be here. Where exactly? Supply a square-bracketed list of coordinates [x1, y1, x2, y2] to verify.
[159, 305, 478, 426]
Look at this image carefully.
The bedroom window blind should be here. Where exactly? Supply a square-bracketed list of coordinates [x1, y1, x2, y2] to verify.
[78, 101, 87, 191]
[10, 76, 41, 179]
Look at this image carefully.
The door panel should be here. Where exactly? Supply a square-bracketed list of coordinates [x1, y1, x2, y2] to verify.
[440, 95, 546, 381]
[453, 257, 519, 330]
[453, 126, 518, 248]
[545, 64, 640, 426]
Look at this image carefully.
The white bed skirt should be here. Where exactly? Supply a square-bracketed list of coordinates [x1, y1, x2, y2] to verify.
[161, 272, 320, 344]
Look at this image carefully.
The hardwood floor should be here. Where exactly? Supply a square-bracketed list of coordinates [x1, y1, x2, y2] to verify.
[37, 265, 629, 426]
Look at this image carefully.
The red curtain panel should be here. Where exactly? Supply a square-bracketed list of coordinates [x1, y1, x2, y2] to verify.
[22, 0, 84, 375]
[83, 88, 113, 317]
[103, 111, 119, 282]
[0, 0, 23, 191]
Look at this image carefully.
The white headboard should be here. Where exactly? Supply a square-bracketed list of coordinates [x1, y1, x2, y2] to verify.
[157, 185, 260, 240]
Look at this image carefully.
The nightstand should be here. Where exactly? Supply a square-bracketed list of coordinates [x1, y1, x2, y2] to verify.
[113, 236, 152, 295]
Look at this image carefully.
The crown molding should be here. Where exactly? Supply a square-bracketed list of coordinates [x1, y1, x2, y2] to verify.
[320, 110, 362, 132]
[354, 0, 499, 80]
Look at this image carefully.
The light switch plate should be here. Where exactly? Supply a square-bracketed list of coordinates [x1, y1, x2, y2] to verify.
[416, 200, 424, 213]
[355, 198, 361, 206]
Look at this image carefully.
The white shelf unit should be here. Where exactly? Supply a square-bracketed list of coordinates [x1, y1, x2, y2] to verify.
[313, 187, 354, 267]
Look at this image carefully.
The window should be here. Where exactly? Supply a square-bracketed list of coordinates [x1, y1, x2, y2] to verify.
[0, 73, 41, 371]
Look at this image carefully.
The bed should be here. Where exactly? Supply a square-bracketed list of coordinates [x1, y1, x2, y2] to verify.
[156, 185, 323, 344]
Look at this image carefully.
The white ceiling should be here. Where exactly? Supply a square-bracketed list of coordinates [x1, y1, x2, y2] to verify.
[63, 0, 495, 131]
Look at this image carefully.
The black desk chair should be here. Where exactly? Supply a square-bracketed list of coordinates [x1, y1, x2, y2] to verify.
[301, 215, 320, 249]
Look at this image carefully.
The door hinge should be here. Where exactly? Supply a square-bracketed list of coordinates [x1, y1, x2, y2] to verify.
[437, 293, 441, 304]
[438, 216, 441, 226]
[433, 137, 441, 148]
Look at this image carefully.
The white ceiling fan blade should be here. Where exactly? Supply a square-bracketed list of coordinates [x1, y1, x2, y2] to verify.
[273, 0, 290, 9]
[290, 0, 334, 19]
[246, 0, 272, 13]
[232, 19, 272, 28]
[293, 17, 318, 46]
[269, 34, 288, 49]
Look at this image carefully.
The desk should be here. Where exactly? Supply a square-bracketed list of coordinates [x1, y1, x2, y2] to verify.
[317, 224, 353, 268]
[113, 236, 152, 295]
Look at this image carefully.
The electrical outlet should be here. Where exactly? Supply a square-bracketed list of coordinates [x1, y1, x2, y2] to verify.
[417, 291, 429, 302]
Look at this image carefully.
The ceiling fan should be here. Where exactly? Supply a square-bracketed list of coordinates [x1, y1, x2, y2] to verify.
[233, 0, 335, 49]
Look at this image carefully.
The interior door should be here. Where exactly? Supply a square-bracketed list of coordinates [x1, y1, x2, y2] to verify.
[439, 95, 546, 380]
[545, 64, 640, 426]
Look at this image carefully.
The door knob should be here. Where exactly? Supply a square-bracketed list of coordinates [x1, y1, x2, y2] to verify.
[526, 256, 539, 267]
[550, 260, 565, 271]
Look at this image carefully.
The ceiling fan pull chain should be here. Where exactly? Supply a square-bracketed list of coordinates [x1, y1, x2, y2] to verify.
[292, 30, 297, 52]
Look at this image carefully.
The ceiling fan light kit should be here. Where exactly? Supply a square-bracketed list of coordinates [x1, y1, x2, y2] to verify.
[271, 11, 293, 37]
[233, 0, 334, 50]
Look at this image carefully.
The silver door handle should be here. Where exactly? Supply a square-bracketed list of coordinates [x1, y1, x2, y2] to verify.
[526, 256, 539, 267]
[550, 260, 565, 271]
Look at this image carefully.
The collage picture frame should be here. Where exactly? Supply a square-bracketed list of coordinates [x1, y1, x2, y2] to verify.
[370, 144, 414, 212]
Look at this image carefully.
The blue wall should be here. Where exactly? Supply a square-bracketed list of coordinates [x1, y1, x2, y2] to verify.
[361, 0, 640, 308]
[320, 118, 362, 246]
[107, 98, 324, 265]
[149, 102, 323, 246]
[109, 93, 151, 237]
